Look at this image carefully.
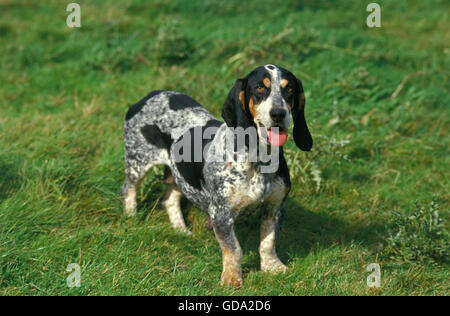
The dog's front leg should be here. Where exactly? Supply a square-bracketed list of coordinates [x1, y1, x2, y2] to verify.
[259, 204, 287, 273]
[209, 204, 243, 288]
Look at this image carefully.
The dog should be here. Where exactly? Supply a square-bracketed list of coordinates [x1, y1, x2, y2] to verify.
[121, 64, 312, 287]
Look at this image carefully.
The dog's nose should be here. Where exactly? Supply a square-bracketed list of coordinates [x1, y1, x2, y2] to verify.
[270, 108, 287, 122]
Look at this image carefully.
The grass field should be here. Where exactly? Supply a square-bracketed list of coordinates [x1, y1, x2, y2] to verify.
[0, 0, 449, 295]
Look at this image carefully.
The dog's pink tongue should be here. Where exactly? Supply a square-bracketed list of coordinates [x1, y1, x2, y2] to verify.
[267, 130, 287, 146]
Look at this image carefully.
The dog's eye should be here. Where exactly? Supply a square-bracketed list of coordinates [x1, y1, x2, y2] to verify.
[287, 87, 293, 93]
[256, 86, 265, 92]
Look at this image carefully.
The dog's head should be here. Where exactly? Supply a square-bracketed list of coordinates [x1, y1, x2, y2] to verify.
[222, 64, 312, 151]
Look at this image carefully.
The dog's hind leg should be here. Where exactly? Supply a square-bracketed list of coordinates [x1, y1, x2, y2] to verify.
[162, 175, 189, 234]
[121, 179, 138, 217]
[122, 121, 172, 217]
[121, 161, 156, 217]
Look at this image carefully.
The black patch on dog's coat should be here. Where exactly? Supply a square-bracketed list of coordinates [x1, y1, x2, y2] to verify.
[276, 147, 291, 189]
[174, 119, 223, 190]
[141, 124, 173, 150]
[222, 78, 253, 130]
[126, 90, 164, 121]
[169, 93, 202, 111]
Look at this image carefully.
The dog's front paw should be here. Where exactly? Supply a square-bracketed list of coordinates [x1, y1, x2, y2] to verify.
[175, 226, 192, 235]
[220, 273, 243, 288]
[220, 266, 243, 288]
[261, 258, 287, 274]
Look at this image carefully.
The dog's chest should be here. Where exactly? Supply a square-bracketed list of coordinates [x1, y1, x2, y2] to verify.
[223, 163, 287, 213]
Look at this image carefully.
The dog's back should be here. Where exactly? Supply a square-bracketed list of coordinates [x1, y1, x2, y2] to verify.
[124, 90, 215, 141]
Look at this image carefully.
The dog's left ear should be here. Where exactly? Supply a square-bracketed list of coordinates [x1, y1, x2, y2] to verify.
[292, 78, 313, 151]
[222, 78, 251, 129]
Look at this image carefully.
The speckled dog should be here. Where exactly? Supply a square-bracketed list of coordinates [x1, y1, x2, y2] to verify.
[121, 65, 312, 287]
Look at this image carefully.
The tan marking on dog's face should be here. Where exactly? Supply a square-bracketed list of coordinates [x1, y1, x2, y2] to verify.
[280, 78, 289, 88]
[248, 97, 258, 118]
[263, 77, 271, 88]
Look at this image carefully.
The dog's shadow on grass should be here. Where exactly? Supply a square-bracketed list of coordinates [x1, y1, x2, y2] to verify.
[137, 181, 383, 274]
[235, 198, 383, 273]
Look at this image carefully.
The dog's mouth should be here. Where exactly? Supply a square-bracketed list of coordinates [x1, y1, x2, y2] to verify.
[256, 123, 288, 147]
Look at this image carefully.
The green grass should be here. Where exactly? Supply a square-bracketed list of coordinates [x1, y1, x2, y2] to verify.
[0, 0, 449, 295]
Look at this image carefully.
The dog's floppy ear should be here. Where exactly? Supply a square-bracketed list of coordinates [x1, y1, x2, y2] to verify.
[222, 78, 251, 129]
[292, 78, 313, 151]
